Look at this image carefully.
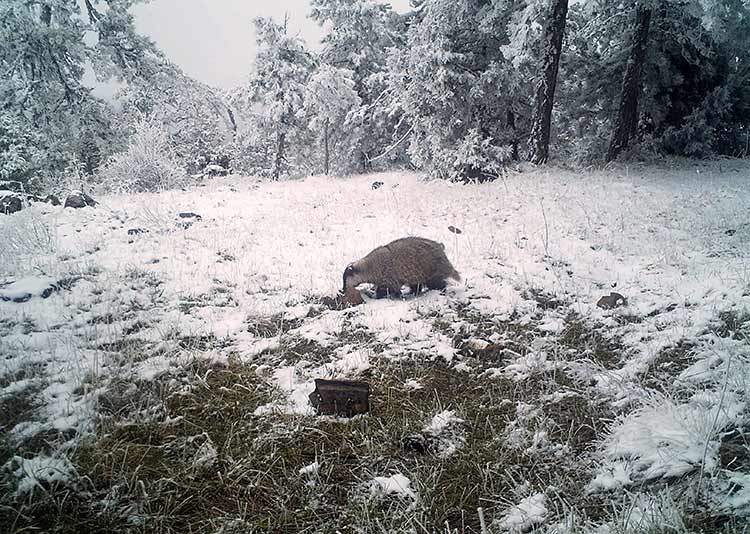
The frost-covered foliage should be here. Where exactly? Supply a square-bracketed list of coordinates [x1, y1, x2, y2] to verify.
[557, 0, 750, 163]
[303, 65, 362, 174]
[0, 0, 170, 190]
[310, 0, 408, 171]
[118, 73, 235, 174]
[97, 116, 185, 194]
[388, 0, 523, 180]
[237, 16, 314, 180]
[0, 110, 43, 185]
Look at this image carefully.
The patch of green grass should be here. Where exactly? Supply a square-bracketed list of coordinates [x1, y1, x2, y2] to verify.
[559, 316, 624, 370]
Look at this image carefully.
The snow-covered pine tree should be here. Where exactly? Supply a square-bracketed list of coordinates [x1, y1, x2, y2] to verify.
[309, 0, 408, 172]
[606, 2, 652, 162]
[247, 16, 313, 180]
[303, 66, 362, 175]
[0, 0, 172, 192]
[390, 0, 524, 181]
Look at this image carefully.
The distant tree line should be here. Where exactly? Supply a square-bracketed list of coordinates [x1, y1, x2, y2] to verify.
[2, 0, 749, 192]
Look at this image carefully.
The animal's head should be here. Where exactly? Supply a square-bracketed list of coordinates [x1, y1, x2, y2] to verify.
[342, 263, 361, 292]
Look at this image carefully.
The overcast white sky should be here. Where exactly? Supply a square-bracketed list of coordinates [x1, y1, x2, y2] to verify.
[129, 0, 411, 89]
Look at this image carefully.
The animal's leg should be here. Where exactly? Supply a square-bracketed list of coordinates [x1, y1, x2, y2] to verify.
[426, 278, 447, 290]
[375, 286, 389, 299]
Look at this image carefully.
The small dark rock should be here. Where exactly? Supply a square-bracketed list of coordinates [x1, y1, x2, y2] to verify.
[403, 434, 439, 455]
[204, 164, 228, 177]
[43, 194, 61, 206]
[596, 292, 628, 310]
[371, 181, 384, 190]
[725, 229, 736, 236]
[178, 212, 202, 220]
[64, 192, 98, 209]
[127, 228, 148, 236]
[176, 221, 194, 230]
[448, 225, 462, 234]
[0, 193, 24, 215]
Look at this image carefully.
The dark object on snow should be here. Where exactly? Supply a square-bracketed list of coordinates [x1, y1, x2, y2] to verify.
[725, 229, 736, 236]
[64, 192, 98, 209]
[371, 181, 384, 190]
[309, 379, 370, 417]
[321, 288, 363, 310]
[597, 292, 628, 309]
[127, 228, 148, 236]
[448, 225, 462, 234]
[0, 192, 23, 215]
[203, 164, 228, 177]
[178, 212, 202, 220]
[0, 280, 59, 303]
[43, 194, 61, 206]
[342, 237, 461, 298]
[403, 434, 440, 455]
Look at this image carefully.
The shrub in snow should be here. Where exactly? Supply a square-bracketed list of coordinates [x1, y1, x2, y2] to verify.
[0, 110, 43, 190]
[9, 455, 76, 497]
[0, 205, 57, 276]
[97, 117, 186, 194]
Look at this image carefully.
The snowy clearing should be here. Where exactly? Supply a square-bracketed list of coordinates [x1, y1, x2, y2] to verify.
[1, 161, 749, 532]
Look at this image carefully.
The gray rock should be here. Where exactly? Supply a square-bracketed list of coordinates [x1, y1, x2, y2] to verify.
[64, 192, 98, 209]
[0, 192, 23, 215]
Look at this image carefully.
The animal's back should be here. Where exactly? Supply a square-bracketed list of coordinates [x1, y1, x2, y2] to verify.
[378, 237, 458, 286]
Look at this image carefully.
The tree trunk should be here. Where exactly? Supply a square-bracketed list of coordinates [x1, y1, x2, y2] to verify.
[527, 0, 569, 165]
[507, 109, 519, 161]
[323, 118, 330, 175]
[606, 5, 652, 162]
[273, 131, 285, 180]
[41, 5, 52, 26]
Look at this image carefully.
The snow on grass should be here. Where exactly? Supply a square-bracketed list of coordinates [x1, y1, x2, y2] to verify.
[590, 389, 746, 489]
[497, 492, 548, 532]
[2, 161, 750, 527]
[422, 409, 467, 458]
[10, 455, 76, 497]
[299, 460, 320, 476]
[368, 473, 417, 500]
[0, 276, 58, 302]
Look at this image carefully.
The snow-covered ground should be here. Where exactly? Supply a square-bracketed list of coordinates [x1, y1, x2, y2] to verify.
[1, 160, 749, 530]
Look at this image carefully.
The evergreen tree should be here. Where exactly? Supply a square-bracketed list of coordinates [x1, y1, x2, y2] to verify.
[527, 0, 569, 164]
[309, 0, 407, 171]
[0, 0, 170, 191]
[303, 66, 362, 175]
[390, 0, 524, 180]
[247, 16, 313, 180]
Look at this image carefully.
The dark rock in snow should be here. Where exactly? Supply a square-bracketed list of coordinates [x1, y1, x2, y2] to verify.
[43, 194, 61, 206]
[64, 191, 98, 209]
[0, 192, 23, 215]
[448, 225, 462, 234]
[203, 164, 228, 177]
[371, 181, 384, 190]
[725, 229, 736, 236]
[596, 292, 628, 309]
[127, 228, 148, 236]
[178, 212, 202, 220]
[403, 434, 440, 455]
[0, 278, 59, 303]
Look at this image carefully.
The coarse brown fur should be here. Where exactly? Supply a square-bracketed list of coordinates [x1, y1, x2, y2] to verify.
[342, 237, 461, 298]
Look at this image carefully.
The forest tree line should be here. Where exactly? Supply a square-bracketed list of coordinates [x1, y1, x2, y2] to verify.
[1, 0, 749, 193]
